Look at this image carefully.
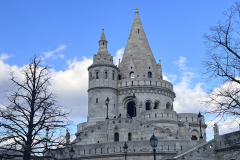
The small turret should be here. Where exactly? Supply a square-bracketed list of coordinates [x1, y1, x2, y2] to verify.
[93, 29, 113, 64]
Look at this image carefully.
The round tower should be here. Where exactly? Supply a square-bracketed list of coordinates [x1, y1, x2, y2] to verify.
[117, 8, 177, 133]
[87, 29, 118, 126]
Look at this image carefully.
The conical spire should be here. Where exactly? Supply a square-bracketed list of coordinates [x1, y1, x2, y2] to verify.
[92, 29, 113, 64]
[119, 8, 160, 79]
[100, 28, 106, 41]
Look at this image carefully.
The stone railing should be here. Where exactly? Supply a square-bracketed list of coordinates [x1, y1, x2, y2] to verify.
[53, 140, 194, 159]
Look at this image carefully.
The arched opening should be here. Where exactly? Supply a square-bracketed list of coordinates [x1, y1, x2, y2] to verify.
[127, 101, 136, 118]
[128, 133, 132, 141]
[166, 103, 170, 110]
[146, 102, 151, 110]
[130, 72, 134, 78]
[114, 132, 119, 142]
[96, 72, 99, 79]
[118, 75, 121, 80]
[112, 72, 115, 80]
[154, 102, 159, 109]
[148, 72, 152, 78]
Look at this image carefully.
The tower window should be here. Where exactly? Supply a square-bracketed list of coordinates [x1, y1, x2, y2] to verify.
[96, 98, 98, 103]
[154, 102, 159, 109]
[128, 133, 132, 141]
[146, 102, 151, 110]
[132, 81, 133, 86]
[148, 72, 152, 78]
[96, 72, 99, 79]
[114, 132, 119, 142]
[105, 72, 107, 79]
[130, 72, 134, 78]
[138, 28, 139, 33]
[166, 103, 170, 110]
[112, 72, 115, 80]
[89, 73, 92, 81]
[118, 75, 121, 80]
[103, 42, 104, 45]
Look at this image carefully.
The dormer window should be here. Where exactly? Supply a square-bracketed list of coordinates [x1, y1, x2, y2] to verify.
[148, 72, 152, 78]
[130, 72, 134, 78]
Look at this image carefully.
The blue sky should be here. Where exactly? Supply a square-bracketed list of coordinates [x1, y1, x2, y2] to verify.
[0, 0, 238, 140]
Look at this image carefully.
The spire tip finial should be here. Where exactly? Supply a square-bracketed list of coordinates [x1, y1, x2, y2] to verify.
[135, 8, 139, 15]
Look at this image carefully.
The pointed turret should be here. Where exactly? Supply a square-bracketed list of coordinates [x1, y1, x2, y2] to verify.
[93, 29, 113, 64]
[119, 8, 161, 79]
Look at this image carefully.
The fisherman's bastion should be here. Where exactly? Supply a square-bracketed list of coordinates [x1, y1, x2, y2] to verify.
[52, 8, 240, 160]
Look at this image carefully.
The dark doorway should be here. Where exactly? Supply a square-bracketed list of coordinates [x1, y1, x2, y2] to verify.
[127, 101, 136, 118]
[191, 135, 197, 140]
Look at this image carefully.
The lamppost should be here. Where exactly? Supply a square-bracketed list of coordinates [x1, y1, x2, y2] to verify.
[132, 93, 136, 117]
[198, 112, 203, 139]
[150, 133, 158, 160]
[69, 146, 75, 160]
[105, 97, 110, 119]
[123, 142, 128, 160]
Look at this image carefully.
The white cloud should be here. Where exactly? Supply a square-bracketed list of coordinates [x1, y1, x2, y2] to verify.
[0, 53, 12, 61]
[43, 45, 66, 59]
[113, 47, 124, 65]
[174, 56, 187, 70]
[163, 73, 177, 83]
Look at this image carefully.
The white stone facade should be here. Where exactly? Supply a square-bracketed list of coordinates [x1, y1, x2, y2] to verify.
[54, 8, 240, 160]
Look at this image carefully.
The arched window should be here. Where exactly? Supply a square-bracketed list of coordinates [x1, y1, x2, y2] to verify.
[114, 132, 119, 142]
[166, 103, 170, 110]
[146, 102, 151, 110]
[105, 72, 108, 79]
[148, 72, 152, 78]
[130, 72, 134, 78]
[112, 72, 115, 80]
[118, 75, 121, 80]
[128, 133, 132, 141]
[171, 104, 173, 110]
[96, 72, 99, 79]
[154, 102, 159, 109]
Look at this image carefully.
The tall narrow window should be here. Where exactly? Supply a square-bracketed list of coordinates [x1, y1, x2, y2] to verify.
[114, 132, 119, 142]
[112, 72, 115, 80]
[138, 28, 139, 33]
[105, 72, 107, 79]
[130, 72, 134, 78]
[146, 102, 151, 110]
[132, 81, 133, 86]
[150, 81, 151, 86]
[128, 133, 132, 141]
[118, 75, 121, 80]
[96, 98, 98, 103]
[148, 72, 152, 78]
[96, 72, 99, 79]
[126, 82, 127, 87]
[103, 42, 104, 45]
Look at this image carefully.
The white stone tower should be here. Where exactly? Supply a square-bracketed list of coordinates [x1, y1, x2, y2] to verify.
[87, 29, 118, 126]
